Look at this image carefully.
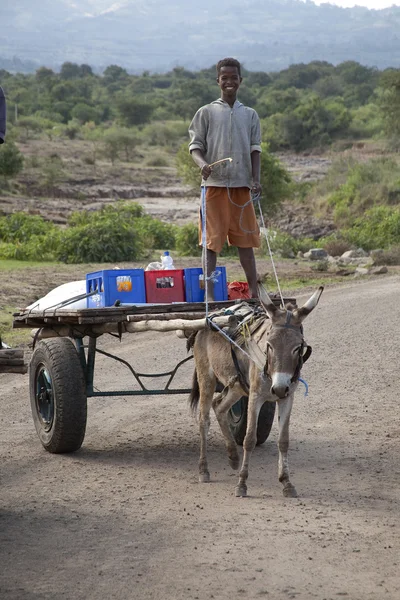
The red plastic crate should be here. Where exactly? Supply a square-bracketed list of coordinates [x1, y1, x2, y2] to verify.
[144, 269, 185, 303]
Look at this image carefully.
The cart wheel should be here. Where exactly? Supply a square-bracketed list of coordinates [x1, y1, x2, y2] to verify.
[228, 397, 276, 446]
[29, 338, 87, 453]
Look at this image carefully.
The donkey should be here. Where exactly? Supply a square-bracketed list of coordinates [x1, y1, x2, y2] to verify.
[189, 284, 323, 498]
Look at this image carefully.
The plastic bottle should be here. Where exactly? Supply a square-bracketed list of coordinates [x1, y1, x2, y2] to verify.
[161, 251, 175, 270]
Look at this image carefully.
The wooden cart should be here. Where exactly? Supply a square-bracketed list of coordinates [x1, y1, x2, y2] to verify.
[12, 298, 293, 454]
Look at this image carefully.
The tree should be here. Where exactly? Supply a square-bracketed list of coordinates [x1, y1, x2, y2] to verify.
[103, 65, 129, 83]
[0, 142, 24, 179]
[71, 103, 99, 124]
[60, 62, 81, 80]
[116, 97, 153, 126]
[379, 69, 400, 140]
[259, 143, 293, 216]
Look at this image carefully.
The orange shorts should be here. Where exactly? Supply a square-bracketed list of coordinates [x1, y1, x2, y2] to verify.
[198, 187, 260, 253]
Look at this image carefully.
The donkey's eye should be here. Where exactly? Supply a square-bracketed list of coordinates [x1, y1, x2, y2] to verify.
[293, 346, 302, 355]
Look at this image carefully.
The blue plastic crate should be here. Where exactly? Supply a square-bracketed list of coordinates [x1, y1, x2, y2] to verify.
[184, 267, 228, 302]
[86, 269, 146, 308]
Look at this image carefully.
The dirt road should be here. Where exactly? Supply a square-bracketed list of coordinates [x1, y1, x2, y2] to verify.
[1, 277, 399, 600]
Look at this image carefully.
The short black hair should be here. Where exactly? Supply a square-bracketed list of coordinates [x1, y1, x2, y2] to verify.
[216, 58, 241, 77]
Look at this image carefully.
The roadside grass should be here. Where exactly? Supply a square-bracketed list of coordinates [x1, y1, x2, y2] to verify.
[0, 259, 57, 270]
[0, 304, 32, 347]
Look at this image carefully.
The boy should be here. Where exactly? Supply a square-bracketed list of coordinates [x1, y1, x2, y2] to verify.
[188, 57, 262, 300]
[0, 86, 6, 144]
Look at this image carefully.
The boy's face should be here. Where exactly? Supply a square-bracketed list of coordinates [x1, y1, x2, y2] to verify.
[217, 66, 242, 100]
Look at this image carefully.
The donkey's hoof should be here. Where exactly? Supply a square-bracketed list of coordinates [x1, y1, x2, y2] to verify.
[199, 472, 210, 483]
[283, 483, 298, 498]
[229, 456, 240, 470]
[235, 485, 247, 497]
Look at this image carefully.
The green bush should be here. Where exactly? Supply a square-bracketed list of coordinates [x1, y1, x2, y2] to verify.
[260, 230, 299, 258]
[176, 142, 201, 191]
[57, 219, 144, 263]
[259, 143, 293, 216]
[0, 142, 24, 179]
[175, 223, 202, 256]
[327, 157, 400, 226]
[260, 230, 320, 257]
[134, 215, 177, 251]
[344, 206, 400, 250]
[310, 259, 329, 272]
[0, 228, 61, 261]
[0, 212, 52, 242]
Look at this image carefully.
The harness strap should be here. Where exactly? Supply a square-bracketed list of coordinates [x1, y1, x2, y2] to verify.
[231, 347, 250, 395]
[291, 343, 312, 383]
[303, 345, 312, 364]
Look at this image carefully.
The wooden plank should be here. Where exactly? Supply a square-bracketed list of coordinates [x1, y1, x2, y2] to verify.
[0, 364, 28, 374]
[14, 296, 296, 329]
[0, 348, 24, 359]
[35, 314, 237, 340]
[0, 358, 25, 366]
[127, 312, 206, 322]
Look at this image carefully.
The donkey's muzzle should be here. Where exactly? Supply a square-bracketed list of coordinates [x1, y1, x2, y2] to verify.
[271, 373, 292, 399]
[271, 385, 290, 399]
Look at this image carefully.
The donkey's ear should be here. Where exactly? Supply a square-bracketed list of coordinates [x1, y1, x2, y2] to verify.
[297, 286, 323, 320]
[258, 283, 279, 316]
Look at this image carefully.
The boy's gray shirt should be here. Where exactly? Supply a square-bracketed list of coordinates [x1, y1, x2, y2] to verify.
[188, 98, 261, 188]
[0, 86, 6, 144]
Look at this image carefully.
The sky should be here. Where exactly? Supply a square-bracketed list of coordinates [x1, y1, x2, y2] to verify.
[309, 0, 400, 8]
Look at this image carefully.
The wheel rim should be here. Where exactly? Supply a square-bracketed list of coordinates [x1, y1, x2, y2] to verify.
[35, 365, 54, 431]
[229, 397, 245, 424]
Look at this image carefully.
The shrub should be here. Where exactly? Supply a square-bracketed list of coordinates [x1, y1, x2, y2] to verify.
[175, 223, 202, 256]
[259, 143, 293, 216]
[57, 201, 164, 263]
[371, 246, 400, 265]
[321, 236, 351, 257]
[176, 142, 201, 192]
[344, 206, 400, 250]
[0, 142, 24, 179]
[57, 219, 144, 263]
[134, 216, 177, 251]
[145, 154, 169, 167]
[326, 157, 400, 226]
[310, 259, 329, 272]
[0, 212, 52, 242]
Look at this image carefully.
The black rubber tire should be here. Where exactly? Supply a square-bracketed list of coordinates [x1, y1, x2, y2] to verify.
[29, 338, 87, 453]
[228, 397, 276, 446]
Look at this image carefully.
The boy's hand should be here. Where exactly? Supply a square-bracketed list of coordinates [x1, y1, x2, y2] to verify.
[201, 164, 213, 180]
[251, 181, 262, 195]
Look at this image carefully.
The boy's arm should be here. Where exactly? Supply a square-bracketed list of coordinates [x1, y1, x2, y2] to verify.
[190, 149, 212, 180]
[0, 87, 6, 144]
[250, 110, 262, 193]
[251, 151, 261, 194]
[188, 107, 212, 179]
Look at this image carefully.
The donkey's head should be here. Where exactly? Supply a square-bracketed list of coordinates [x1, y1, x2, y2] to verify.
[258, 285, 323, 399]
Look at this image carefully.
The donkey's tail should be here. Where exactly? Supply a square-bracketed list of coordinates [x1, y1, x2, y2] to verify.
[189, 368, 200, 414]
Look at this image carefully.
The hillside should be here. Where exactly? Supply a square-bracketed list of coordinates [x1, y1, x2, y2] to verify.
[1, 0, 400, 73]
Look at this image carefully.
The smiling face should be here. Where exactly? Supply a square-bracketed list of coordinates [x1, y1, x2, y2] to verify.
[217, 66, 242, 105]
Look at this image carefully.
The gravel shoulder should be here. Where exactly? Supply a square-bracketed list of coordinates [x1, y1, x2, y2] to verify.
[1, 277, 400, 600]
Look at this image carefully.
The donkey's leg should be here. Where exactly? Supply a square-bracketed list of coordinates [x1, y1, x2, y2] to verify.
[235, 393, 265, 497]
[277, 394, 297, 498]
[212, 382, 243, 470]
[197, 375, 216, 483]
